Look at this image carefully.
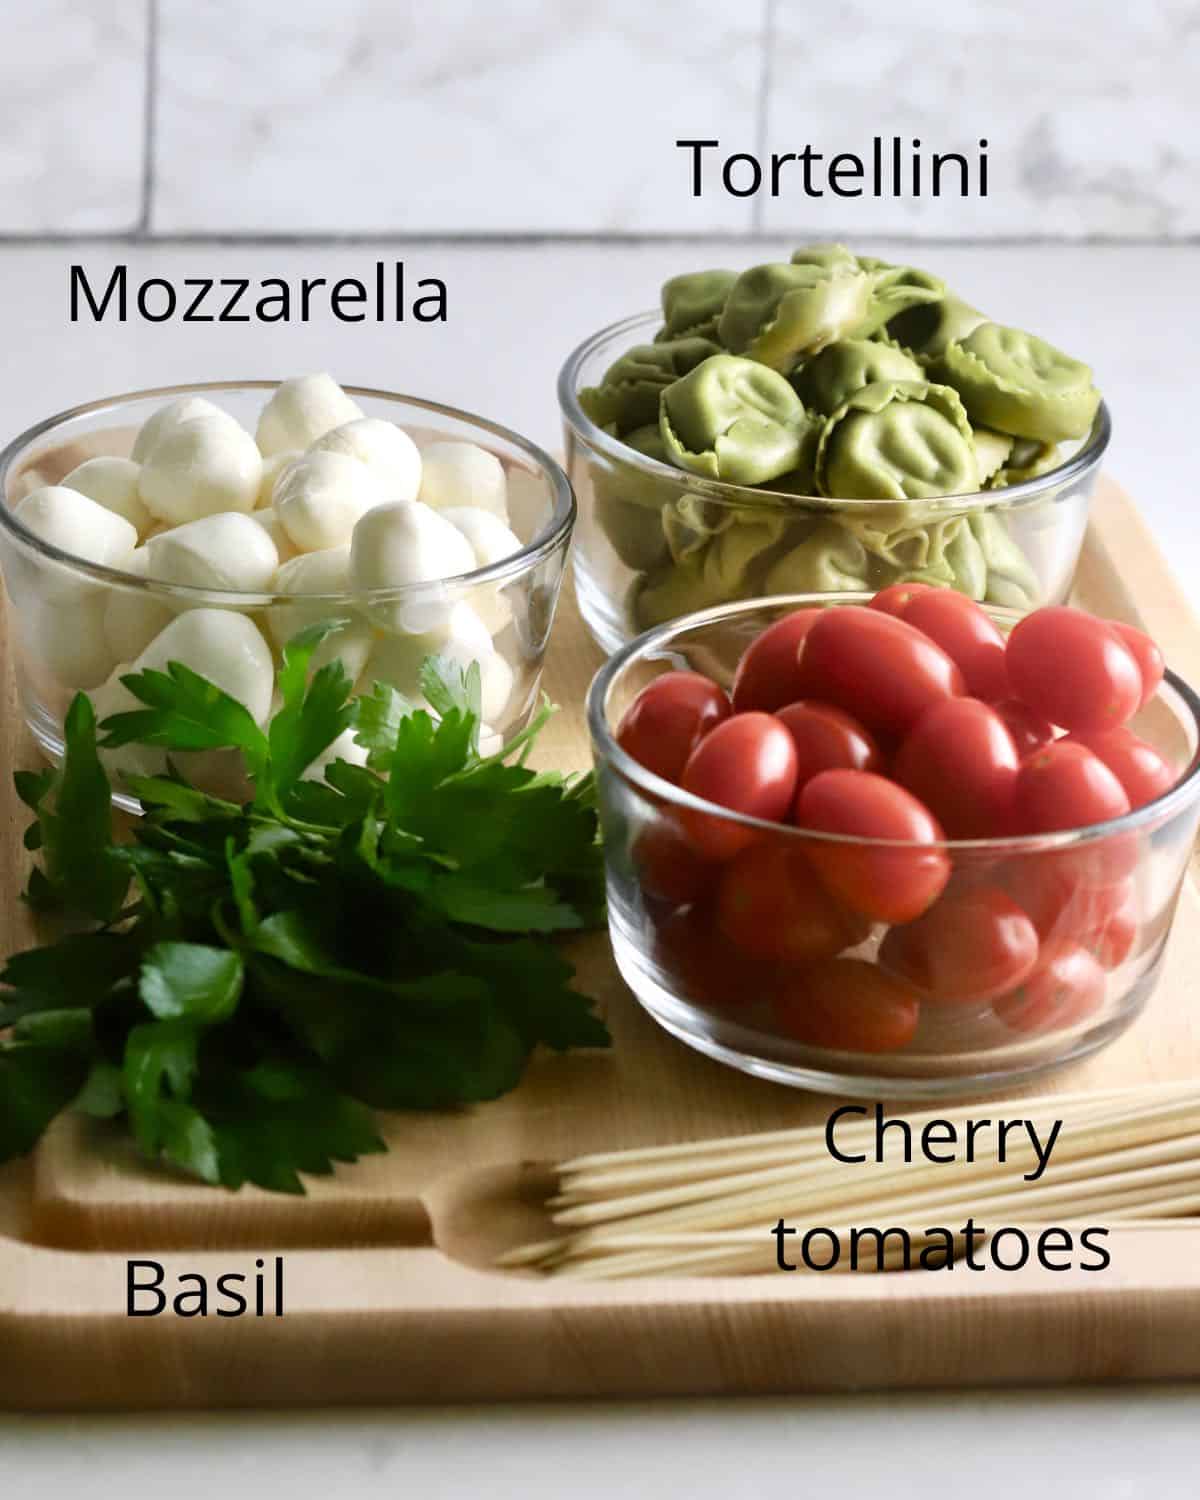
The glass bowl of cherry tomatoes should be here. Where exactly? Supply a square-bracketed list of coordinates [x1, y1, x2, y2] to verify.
[586, 585, 1200, 1096]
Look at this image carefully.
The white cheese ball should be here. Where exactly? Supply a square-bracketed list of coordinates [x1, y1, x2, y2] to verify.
[439, 505, 522, 634]
[27, 593, 115, 690]
[103, 547, 176, 660]
[257, 449, 300, 510]
[138, 413, 263, 525]
[61, 456, 154, 537]
[312, 419, 422, 502]
[301, 726, 370, 784]
[145, 511, 280, 595]
[246, 506, 298, 564]
[131, 395, 226, 464]
[365, 602, 513, 724]
[13, 485, 138, 600]
[268, 546, 373, 683]
[349, 499, 476, 632]
[418, 441, 508, 520]
[256, 374, 363, 456]
[273, 450, 383, 553]
[136, 608, 276, 725]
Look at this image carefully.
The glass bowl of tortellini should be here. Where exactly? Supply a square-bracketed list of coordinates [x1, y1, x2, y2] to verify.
[559, 245, 1109, 653]
[0, 376, 574, 808]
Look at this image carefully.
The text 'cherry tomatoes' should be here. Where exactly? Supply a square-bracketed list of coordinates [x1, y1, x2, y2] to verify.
[617, 671, 730, 784]
[716, 842, 865, 964]
[772, 959, 921, 1053]
[797, 769, 950, 923]
[879, 884, 1039, 1003]
[680, 712, 798, 860]
[1006, 606, 1142, 733]
[895, 697, 1019, 838]
[730, 609, 823, 714]
[901, 589, 1010, 702]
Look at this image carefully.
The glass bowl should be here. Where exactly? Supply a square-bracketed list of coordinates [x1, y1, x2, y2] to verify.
[560, 312, 1112, 655]
[587, 594, 1200, 1099]
[0, 382, 575, 811]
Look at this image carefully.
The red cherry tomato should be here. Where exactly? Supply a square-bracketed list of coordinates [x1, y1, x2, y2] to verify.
[680, 712, 799, 860]
[993, 940, 1105, 1034]
[990, 698, 1057, 758]
[775, 700, 882, 793]
[1109, 620, 1165, 708]
[797, 769, 951, 923]
[632, 817, 713, 908]
[894, 698, 1019, 838]
[716, 842, 866, 964]
[869, 581, 936, 619]
[1064, 727, 1176, 810]
[652, 904, 765, 1011]
[730, 609, 823, 714]
[901, 589, 1010, 702]
[879, 885, 1039, 1003]
[772, 959, 921, 1053]
[1006, 606, 1142, 732]
[1011, 863, 1134, 942]
[1087, 885, 1139, 969]
[799, 606, 965, 736]
[617, 671, 730, 784]
[1013, 741, 1131, 834]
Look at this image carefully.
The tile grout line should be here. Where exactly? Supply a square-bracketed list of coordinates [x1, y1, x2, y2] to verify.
[752, 0, 778, 236]
[0, 232, 1193, 249]
[136, 0, 159, 236]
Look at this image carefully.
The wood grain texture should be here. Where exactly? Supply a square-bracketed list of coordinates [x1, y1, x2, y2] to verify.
[4, 475, 1200, 1409]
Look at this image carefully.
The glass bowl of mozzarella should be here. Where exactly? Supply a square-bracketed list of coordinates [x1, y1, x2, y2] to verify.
[0, 376, 575, 809]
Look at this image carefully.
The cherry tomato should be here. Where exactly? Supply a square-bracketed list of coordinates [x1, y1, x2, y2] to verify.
[1013, 741, 1131, 834]
[1006, 606, 1142, 733]
[869, 581, 936, 619]
[901, 589, 1010, 702]
[632, 817, 713, 908]
[1087, 885, 1139, 969]
[993, 940, 1105, 1034]
[1064, 726, 1176, 810]
[797, 769, 950, 923]
[1109, 620, 1165, 708]
[990, 698, 1057, 758]
[730, 609, 823, 714]
[680, 712, 799, 860]
[775, 700, 882, 793]
[772, 959, 921, 1053]
[894, 698, 1019, 838]
[617, 671, 730, 784]
[879, 885, 1039, 1003]
[1011, 863, 1134, 941]
[652, 904, 765, 1011]
[716, 842, 866, 964]
[799, 606, 965, 736]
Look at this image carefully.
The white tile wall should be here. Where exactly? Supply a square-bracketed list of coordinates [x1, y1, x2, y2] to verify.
[0, 1, 147, 233]
[2, 0, 1198, 238]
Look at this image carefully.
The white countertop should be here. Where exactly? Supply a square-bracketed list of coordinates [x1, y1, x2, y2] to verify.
[3, 239, 1200, 1493]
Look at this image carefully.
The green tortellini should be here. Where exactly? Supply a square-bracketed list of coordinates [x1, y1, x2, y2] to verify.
[986, 436, 1063, 489]
[590, 423, 678, 571]
[852, 261, 947, 339]
[764, 519, 871, 595]
[885, 293, 988, 364]
[659, 353, 812, 485]
[634, 513, 789, 629]
[815, 380, 980, 500]
[657, 270, 737, 341]
[935, 323, 1101, 443]
[791, 338, 925, 416]
[969, 510, 1040, 610]
[717, 262, 872, 371]
[579, 336, 719, 434]
[790, 243, 862, 276]
[972, 428, 1016, 485]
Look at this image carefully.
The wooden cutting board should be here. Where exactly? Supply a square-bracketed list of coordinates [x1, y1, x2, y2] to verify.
[4, 476, 1200, 1410]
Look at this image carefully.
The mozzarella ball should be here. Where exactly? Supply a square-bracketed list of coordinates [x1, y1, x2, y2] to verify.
[301, 726, 370, 784]
[135, 608, 276, 725]
[131, 395, 226, 464]
[257, 449, 300, 509]
[103, 547, 175, 660]
[439, 505, 522, 634]
[268, 546, 372, 682]
[418, 441, 508, 519]
[365, 602, 512, 723]
[312, 419, 422, 502]
[27, 593, 115, 690]
[146, 511, 279, 595]
[12, 485, 138, 600]
[246, 506, 298, 564]
[349, 500, 476, 632]
[138, 413, 263, 525]
[273, 450, 383, 552]
[256, 373, 363, 456]
[61, 456, 154, 537]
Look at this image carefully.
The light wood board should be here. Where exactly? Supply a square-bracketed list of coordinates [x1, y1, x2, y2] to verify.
[4, 476, 1200, 1408]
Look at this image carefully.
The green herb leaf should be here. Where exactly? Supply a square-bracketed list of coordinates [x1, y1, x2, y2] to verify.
[0, 1042, 91, 1163]
[101, 662, 269, 780]
[140, 943, 245, 1025]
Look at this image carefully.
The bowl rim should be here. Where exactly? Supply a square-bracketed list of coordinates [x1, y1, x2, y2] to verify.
[0, 380, 576, 606]
[558, 309, 1112, 515]
[586, 591, 1200, 853]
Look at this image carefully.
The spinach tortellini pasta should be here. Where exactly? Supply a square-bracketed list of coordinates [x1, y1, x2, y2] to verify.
[579, 242, 1103, 629]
